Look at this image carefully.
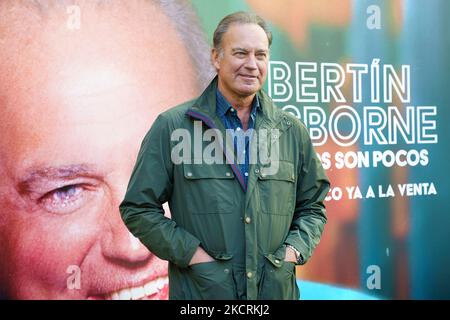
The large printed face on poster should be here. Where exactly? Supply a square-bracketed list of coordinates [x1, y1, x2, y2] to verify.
[0, 0, 449, 300]
[0, 1, 211, 299]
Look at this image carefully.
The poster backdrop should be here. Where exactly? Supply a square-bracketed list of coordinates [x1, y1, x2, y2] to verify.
[0, 0, 449, 299]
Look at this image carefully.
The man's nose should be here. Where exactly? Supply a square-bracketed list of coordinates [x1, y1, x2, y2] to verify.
[100, 207, 152, 263]
[245, 54, 258, 70]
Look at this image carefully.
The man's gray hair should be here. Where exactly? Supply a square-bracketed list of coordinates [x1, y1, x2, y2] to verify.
[0, 0, 214, 89]
[157, 0, 214, 88]
[213, 11, 272, 55]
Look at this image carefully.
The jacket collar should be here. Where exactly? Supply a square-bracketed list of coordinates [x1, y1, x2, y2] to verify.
[187, 75, 280, 127]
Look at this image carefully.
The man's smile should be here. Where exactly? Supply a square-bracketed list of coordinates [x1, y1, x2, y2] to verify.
[87, 276, 168, 300]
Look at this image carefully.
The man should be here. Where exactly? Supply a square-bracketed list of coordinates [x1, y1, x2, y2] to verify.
[0, 0, 212, 299]
[120, 11, 330, 300]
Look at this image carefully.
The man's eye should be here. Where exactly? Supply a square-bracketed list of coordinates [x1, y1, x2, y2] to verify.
[235, 52, 246, 57]
[39, 184, 86, 214]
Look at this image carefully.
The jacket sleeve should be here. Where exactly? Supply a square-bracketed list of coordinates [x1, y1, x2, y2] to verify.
[284, 122, 330, 265]
[119, 114, 200, 268]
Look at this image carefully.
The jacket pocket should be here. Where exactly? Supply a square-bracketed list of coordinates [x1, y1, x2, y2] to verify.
[257, 160, 296, 215]
[188, 260, 237, 300]
[258, 254, 299, 300]
[183, 163, 235, 214]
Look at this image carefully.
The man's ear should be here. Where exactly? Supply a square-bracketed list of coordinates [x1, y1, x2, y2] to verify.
[211, 48, 221, 71]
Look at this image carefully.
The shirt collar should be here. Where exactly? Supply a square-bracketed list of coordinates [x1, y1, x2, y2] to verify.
[216, 89, 261, 117]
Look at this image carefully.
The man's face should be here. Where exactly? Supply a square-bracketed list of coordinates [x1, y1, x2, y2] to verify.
[0, 3, 197, 299]
[213, 23, 269, 99]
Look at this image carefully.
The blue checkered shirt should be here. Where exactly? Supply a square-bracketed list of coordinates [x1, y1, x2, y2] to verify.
[216, 89, 261, 188]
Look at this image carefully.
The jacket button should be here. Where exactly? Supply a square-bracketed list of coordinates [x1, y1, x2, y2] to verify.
[187, 172, 192, 177]
[226, 172, 231, 177]
[254, 168, 259, 174]
[275, 259, 280, 264]
[247, 272, 253, 279]
[224, 268, 230, 274]
[245, 217, 251, 224]
[286, 121, 291, 126]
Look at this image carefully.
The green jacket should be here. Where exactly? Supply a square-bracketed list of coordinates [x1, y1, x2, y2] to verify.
[120, 77, 330, 300]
